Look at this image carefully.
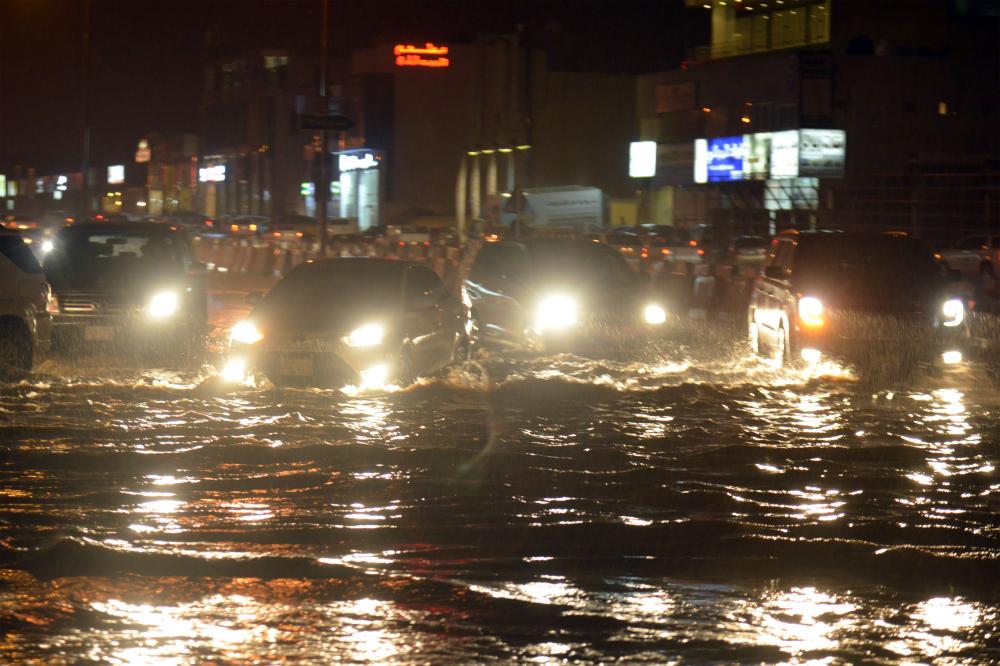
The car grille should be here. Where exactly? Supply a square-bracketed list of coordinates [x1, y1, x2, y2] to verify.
[59, 292, 138, 315]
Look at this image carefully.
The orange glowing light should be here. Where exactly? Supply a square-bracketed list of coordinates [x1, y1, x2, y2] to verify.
[394, 43, 450, 68]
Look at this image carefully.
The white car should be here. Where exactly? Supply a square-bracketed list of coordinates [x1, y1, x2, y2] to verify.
[938, 235, 1000, 278]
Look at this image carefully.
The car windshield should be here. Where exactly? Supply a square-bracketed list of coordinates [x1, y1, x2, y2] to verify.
[44, 228, 183, 289]
[257, 261, 403, 332]
[794, 235, 941, 298]
[528, 240, 638, 287]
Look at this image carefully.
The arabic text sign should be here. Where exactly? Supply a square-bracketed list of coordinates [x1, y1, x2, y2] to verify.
[704, 136, 746, 182]
[394, 43, 450, 68]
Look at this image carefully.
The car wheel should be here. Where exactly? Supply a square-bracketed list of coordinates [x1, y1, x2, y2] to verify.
[0, 321, 32, 371]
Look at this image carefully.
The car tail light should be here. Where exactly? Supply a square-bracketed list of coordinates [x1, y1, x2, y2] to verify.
[697, 248, 705, 256]
[46, 287, 60, 315]
[640, 247, 649, 259]
[661, 248, 671, 257]
[689, 240, 697, 247]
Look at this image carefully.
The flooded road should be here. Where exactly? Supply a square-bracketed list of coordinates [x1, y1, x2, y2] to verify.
[1, 324, 998, 663]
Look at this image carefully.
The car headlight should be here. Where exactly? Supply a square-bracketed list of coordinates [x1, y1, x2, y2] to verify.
[40, 239, 54, 254]
[942, 298, 964, 327]
[535, 294, 577, 331]
[798, 296, 824, 328]
[644, 303, 667, 325]
[345, 323, 384, 347]
[147, 290, 179, 319]
[230, 320, 263, 345]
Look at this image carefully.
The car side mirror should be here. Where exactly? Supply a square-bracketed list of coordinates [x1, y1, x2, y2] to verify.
[245, 291, 264, 306]
[764, 265, 786, 280]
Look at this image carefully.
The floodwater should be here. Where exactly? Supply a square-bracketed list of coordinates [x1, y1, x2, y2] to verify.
[1, 323, 998, 664]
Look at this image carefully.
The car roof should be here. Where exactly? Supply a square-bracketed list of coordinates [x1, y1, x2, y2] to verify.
[298, 257, 424, 272]
[60, 221, 181, 234]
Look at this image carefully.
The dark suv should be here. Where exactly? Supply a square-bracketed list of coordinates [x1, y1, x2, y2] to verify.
[463, 237, 669, 352]
[749, 230, 967, 366]
[0, 226, 53, 370]
[43, 222, 207, 357]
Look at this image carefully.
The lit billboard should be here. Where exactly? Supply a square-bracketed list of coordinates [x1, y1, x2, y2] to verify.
[628, 141, 656, 178]
[107, 165, 125, 184]
[694, 135, 747, 183]
[692, 128, 845, 182]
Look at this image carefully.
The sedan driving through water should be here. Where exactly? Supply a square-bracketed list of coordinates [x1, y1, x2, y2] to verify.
[749, 230, 968, 368]
[463, 237, 669, 352]
[223, 257, 470, 388]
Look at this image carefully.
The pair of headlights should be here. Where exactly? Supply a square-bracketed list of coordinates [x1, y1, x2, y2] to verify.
[534, 294, 667, 332]
[229, 320, 385, 347]
[797, 296, 964, 328]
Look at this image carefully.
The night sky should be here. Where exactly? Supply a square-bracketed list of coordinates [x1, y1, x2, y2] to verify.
[0, 0, 707, 174]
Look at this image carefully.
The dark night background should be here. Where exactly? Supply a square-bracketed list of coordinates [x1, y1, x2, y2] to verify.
[0, 0, 707, 173]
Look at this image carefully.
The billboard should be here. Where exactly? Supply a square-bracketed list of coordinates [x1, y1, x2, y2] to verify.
[798, 129, 846, 177]
[769, 130, 800, 179]
[107, 165, 125, 184]
[701, 135, 747, 182]
[744, 133, 772, 180]
[629, 141, 656, 178]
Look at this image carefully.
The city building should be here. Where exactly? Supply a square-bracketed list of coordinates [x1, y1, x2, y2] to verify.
[632, 0, 1000, 240]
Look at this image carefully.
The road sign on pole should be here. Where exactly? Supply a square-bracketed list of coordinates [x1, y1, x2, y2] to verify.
[300, 114, 354, 132]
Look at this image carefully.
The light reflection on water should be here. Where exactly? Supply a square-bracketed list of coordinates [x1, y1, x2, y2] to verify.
[1, 330, 998, 662]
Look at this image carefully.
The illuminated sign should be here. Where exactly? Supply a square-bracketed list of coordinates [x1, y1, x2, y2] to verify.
[798, 129, 846, 177]
[0, 175, 5, 198]
[36, 179, 45, 194]
[394, 43, 450, 68]
[6, 180, 16, 197]
[693, 129, 845, 183]
[339, 152, 380, 172]
[629, 141, 657, 178]
[108, 165, 125, 184]
[135, 139, 151, 163]
[769, 130, 800, 179]
[56, 175, 68, 192]
[300, 181, 315, 196]
[198, 165, 226, 182]
[694, 136, 746, 183]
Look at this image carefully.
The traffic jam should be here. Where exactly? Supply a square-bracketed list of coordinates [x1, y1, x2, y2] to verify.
[0, 213, 987, 387]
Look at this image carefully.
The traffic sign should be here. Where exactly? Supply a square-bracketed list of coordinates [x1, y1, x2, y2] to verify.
[300, 114, 354, 131]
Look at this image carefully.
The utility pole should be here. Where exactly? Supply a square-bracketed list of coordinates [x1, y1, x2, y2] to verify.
[80, 0, 92, 220]
[317, 0, 330, 255]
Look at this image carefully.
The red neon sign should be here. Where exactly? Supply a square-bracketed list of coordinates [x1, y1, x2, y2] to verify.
[394, 43, 450, 68]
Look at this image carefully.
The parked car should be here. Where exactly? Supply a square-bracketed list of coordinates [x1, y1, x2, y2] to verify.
[938, 234, 1000, 278]
[0, 226, 54, 370]
[43, 222, 207, 358]
[463, 237, 670, 352]
[223, 258, 470, 388]
[748, 230, 966, 367]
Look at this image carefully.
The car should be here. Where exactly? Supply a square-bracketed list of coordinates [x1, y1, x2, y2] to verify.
[937, 234, 1000, 278]
[226, 215, 269, 237]
[462, 237, 670, 352]
[222, 258, 471, 388]
[42, 222, 208, 358]
[748, 230, 967, 367]
[727, 235, 770, 267]
[0, 226, 54, 370]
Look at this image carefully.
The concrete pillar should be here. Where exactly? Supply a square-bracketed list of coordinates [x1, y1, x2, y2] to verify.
[486, 152, 498, 195]
[470, 154, 481, 220]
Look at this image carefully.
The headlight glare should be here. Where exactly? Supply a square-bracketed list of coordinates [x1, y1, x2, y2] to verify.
[346, 323, 384, 347]
[644, 303, 667, 325]
[942, 298, 964, 327]
[798, 296, 824, 328]
[230, 320, 263, 345]
[535, 295, 577, 331]
[147, 290, 179, 319]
